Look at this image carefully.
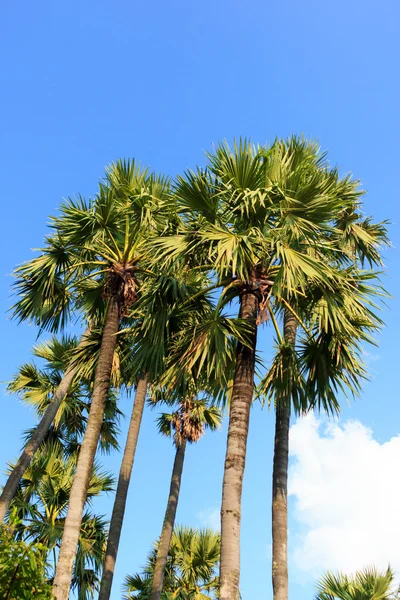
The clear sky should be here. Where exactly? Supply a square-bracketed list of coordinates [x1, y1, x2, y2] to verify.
[1, 1, 399, 599]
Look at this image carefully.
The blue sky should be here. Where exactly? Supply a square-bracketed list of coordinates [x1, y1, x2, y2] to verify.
[1, 1, 399, 598]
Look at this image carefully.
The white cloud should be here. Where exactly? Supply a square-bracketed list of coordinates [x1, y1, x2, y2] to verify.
[197, 506, 220, 531]
[289, 414, 400, 580]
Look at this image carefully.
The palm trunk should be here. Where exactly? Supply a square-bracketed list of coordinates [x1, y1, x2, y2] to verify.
[149, 439, 187, 600]
[99, 374, 148, 600]
[272, 309, 297, 600]
[52, 298, 119, 600]
[219, 285, 258, 600]
[0, 328, 90, 523]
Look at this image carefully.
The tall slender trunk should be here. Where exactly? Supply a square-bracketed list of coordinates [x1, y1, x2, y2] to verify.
[99, 374, 148, 600]
[272, 309, 297, 600]
[0, 328, 90, 522]
[52, 298, 119, 600]
[219, 286, 258, 600]
[149, 439, 187, 600]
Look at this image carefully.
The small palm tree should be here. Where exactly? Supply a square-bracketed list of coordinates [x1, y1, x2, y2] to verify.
[148, 398, 222, 600]
[261, 277, 382, 600]
[7, 444, 113, 599]
[5, 335, 122, 458]
[123, 527, 220, 600]
[315, 567, 399, 600]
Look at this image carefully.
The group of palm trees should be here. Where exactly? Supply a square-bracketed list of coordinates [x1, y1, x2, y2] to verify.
[0, 137, 389, 600]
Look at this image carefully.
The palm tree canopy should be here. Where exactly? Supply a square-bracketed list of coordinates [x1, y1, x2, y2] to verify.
[153, 138, 388, 416]
[7, 335, 122, 455]
[123, 262, 251, 405]
[123, 527, 220, 600]
[156, 398, 222, 447]
[157, 138, 385, 287]
[10, 159, 175, 333]
[315, 567, 400, 600]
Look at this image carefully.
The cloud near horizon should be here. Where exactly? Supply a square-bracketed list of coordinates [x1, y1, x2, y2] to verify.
[289, 414, 400, 580]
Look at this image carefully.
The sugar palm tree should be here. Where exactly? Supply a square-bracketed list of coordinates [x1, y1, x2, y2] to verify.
[148, 398, 222, 600]
[5, 159, 172, 524]
[156, 137, 369, 599]
[315, 567, 399, 600]
[123, 527, 220, 600]
[261, 203, 388, 600]
[260, 274, 383, 600]
[51, 161, 173, 599]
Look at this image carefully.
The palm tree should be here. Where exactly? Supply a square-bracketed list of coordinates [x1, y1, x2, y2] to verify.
[7, 444, 113, 599]
[315, 567, 399, 600]
[123, 527, 220, 600]
[0, 358, 81, 523]
[149, 398, 222, 600]
[51, 161, 173, 599]
[157, 137, 388, 599]
[2, 223, 126, 517]
[155, 138, 352, 598]
[261, 283, 380, 600]
[262, 203, 388, 599]
[271, 308, 296, 600]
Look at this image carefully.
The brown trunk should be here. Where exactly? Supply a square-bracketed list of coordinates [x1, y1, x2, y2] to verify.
[272, 309, 297, 600]
[219, 286, 258, 600]
[99, 374, 148, 600]
[149, 439, 187, 600]
[52, 298, 119, 600]
[0, 328, 90, 523]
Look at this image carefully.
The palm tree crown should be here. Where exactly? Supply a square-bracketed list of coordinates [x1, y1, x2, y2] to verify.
[123, 527, 220, 600]
[315, 567, 400, 600]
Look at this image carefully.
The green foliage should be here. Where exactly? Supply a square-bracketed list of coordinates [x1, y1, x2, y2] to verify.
[155, 136, 388, 418]
[315, 566, 400, 600]
[7, 335, 122, 455]
[123, 527, 220, 599]
[156, 398, 222, 447]
[5, 336, 117, 599]
[10, 159, 175, 333]
[0, 525, 53, 599]
[7, 444, 113, 599]
[4, 139, 390, 600]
